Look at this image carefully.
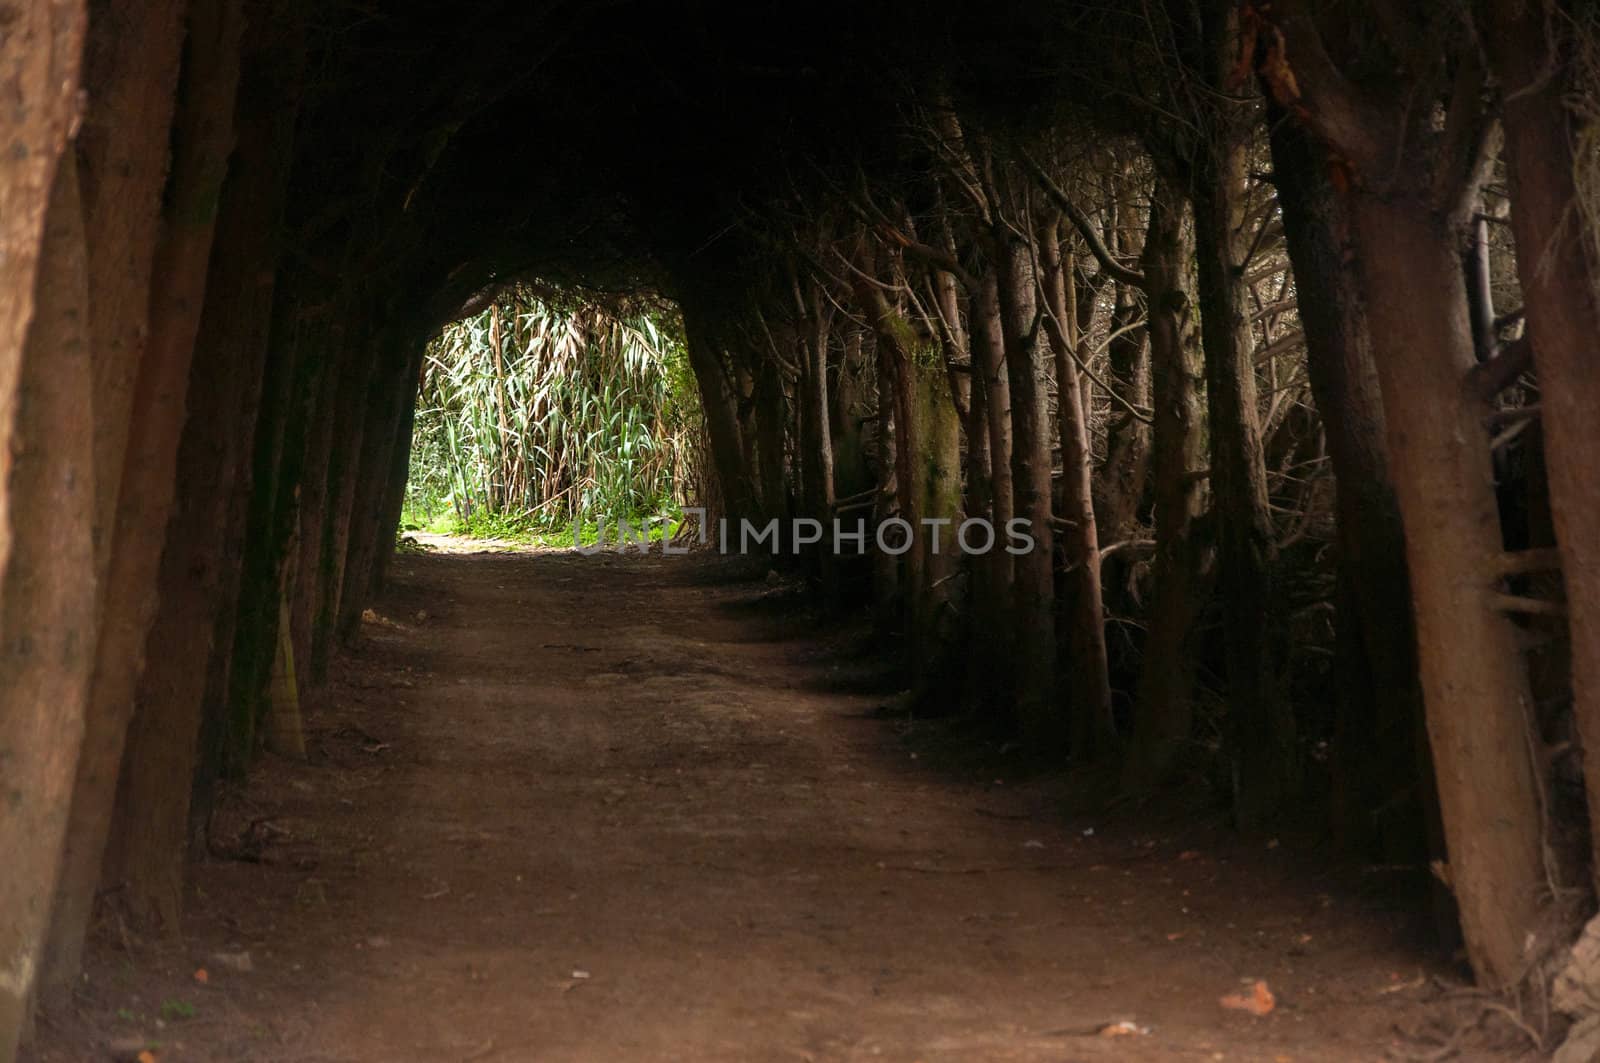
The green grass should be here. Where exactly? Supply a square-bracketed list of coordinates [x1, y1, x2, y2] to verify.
[402, 506, 685, 549]
[160, 999, 197, 1021]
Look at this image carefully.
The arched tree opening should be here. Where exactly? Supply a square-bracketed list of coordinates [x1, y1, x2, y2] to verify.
[6, 0, 1600, 1058]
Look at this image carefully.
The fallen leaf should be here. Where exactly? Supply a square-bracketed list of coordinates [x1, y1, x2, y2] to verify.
[193, 968, 208, 984]
[138, 1053, 158, 1063]
[1167, 931, 1186, 941]
[1097, 1020, 1148, 1037]
[1219, 979, 1275, 1016]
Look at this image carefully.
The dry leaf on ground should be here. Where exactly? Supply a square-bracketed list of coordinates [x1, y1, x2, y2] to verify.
[1219, 979, 1275, 1015]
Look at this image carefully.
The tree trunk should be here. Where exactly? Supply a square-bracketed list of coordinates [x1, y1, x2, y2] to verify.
[1268, 114, 1431, 861]
[907, 349, 963, 694]
[1122, 179, 1208, 793]
[290, 325, 344, 682]
[682, 302, 755, 522]
[829, 327, 872, 503]
[753, 357, 790, 528]
[1483, 0, 1600, 893]
[868, 328, 900, 631]
[995, 234, 1057, 740]
[41, 1, 185, 996]
[371, 344, 426, 596]
[44, 0, 243, 990]
[101, 3, 305, 931]
[1192, 146, 1294, 826]
[797, 286, 836, 594]
[966, 270, 1015, 712]
[209, 294, 329, 793]
[853, 280, 925, 644]
[1040, 233, 1115, 761]
[78, 0, 185, 598]
[1351, 194, 1545, 991]
[0, 0, 84, 588]
[0, 152, 95, 1063]
[1095, 255, 1152, 540]
[346, 339, 426, 622]
[338, 341, 414, 642]
[312, 345, 374, 682]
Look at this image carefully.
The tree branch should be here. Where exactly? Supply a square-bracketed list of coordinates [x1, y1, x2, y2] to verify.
[1019, 148, 1146, 288]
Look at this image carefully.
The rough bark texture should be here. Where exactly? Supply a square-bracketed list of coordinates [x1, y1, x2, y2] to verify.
[1122, 179, 1207, 793]
[960, 267, 1011, 714]
[796, 286, 836, 596]
[852, 279, 923, 646]
[1041, 235, 1115, 761]
[1352, 195, 1544, 991]
[341, 340, 424, 638]
[1192, 149, 1294, 827]
[0, 153, 95, 1063]
[101, 2, 299, 931]
[1095, 265, 1152, 540]
[907, 351, 963, 692]
[371, 345, 426, 596]
[995, 234, 1057, 740]
[43, 0, 228, 994]
[77, 0, 186, 591]
[1483, 0, 1600, 891]
[43, 0, 185, 993]
[829, 327, 872, 504]
[290, 326, 343, 685]
[0, 0, 85, 586]
[1268, 115, 1429, 860]
[311, 344, 373, 682]
[212, 298, 327, 791]
[682, 303, 756, 523]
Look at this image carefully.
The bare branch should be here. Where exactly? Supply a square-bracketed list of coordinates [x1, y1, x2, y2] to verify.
[1019, 148, 1147, 288]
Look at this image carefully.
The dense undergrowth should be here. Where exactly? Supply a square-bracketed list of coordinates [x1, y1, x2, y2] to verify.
[404, 286, 702, 542]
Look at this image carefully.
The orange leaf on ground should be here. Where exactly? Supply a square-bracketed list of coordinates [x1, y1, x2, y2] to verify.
[194, 967, 209, 984]
[1219, 979, 1276, 1015]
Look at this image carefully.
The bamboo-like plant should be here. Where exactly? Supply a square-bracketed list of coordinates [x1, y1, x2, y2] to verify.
[405, 286, 700, 535]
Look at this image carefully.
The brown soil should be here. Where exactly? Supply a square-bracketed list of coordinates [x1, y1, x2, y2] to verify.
[29, 544, 1532, 1061]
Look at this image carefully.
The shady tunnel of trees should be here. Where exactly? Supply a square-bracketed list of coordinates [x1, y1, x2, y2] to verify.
[8, 0, 1600, 1055]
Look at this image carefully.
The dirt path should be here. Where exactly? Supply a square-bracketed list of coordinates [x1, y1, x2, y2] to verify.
[35, 546, 1510, 1061]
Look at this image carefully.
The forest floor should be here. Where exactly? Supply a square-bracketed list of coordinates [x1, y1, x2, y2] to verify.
[29, 541, 1534, 1062]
